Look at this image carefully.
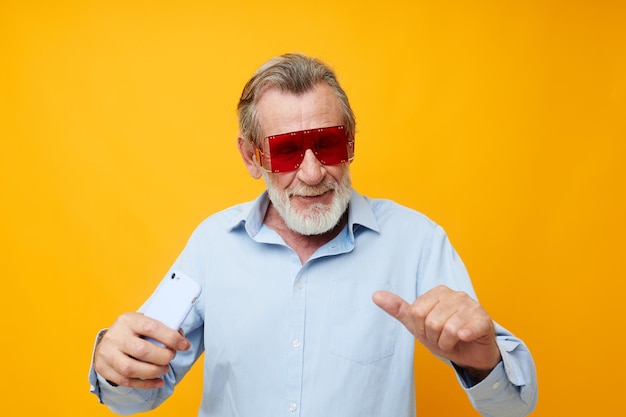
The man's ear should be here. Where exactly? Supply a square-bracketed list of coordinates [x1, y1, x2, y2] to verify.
[238, 136, 262, 179]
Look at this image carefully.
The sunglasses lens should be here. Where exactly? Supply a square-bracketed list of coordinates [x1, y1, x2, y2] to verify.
[313, 128, 352, 165]
[266, 133, 304, 172]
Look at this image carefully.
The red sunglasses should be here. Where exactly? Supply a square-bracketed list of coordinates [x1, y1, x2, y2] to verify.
[254, 125, 355, 173]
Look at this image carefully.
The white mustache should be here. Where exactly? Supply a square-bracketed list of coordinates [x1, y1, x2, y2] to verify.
[289, 182, 336, 198]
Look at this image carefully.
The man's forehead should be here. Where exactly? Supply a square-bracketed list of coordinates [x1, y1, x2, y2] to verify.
[256, 84, 344, 137]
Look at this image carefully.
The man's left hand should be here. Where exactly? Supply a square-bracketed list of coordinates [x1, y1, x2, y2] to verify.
[373, 285, 501, 382]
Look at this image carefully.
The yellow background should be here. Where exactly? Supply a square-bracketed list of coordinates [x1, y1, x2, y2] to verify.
[1, 0, 624, 415]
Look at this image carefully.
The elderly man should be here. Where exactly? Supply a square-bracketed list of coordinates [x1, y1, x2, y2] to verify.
[90, 53, 537, 417]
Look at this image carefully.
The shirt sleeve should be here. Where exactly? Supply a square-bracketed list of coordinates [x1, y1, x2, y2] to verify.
[418, 225, 538, 416]
[455, 326, 538, 417]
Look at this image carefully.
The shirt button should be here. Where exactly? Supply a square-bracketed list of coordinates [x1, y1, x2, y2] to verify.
[292, 339, 301, 348]
[296, 281, 304, 289]
[491, 381, 501, 390]
[288, 402, 297, 412]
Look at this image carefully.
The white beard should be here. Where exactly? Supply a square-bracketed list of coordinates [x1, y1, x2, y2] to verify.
[263, 171, 352, 236]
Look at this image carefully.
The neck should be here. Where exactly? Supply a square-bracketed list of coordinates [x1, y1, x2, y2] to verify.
[264, 204, 348, 265]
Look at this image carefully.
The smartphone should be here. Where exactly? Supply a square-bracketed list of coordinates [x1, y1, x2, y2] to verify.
[142, 270, 202, 347]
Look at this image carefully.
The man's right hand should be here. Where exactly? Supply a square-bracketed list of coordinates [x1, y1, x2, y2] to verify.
[93, 312, 191, 389]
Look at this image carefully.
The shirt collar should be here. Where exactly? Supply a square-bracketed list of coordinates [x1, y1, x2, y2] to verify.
[347, 189, 380, 234]
[227, 189, 380, 238]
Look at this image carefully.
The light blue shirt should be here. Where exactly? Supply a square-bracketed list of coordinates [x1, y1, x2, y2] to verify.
[89, 190, 537, 417]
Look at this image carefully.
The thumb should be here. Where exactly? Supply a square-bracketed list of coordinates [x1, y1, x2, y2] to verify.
[372, 290, 415, 334]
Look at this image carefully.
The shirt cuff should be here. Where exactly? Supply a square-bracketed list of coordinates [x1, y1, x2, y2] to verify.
[88, 329, 134, 402]
[459, 361, 508, 392]
[455, 337, 534, 405]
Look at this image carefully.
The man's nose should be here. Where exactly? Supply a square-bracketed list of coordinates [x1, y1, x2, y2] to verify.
[297, 149, 325, 184]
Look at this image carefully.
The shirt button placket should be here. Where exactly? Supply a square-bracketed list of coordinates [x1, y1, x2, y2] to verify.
[286, 270, 306, 416]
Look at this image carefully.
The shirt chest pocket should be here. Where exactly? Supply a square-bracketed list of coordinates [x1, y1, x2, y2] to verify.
[330, 281, 397, 365]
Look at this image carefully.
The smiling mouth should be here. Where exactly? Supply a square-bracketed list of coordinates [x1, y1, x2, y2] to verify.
[290, 183, 335, 199]
[292, 189, 333, 200]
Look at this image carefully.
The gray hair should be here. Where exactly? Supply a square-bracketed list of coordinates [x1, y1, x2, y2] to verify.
[237, 53, 356, 147]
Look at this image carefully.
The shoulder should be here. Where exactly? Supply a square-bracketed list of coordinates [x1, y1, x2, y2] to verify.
[196, 200, 253, 230]
[182, 199, 257, 246]
[361, 194, 438, 231]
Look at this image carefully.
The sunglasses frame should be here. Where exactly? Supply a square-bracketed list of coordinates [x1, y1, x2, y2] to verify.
[254, 125, 354, 173]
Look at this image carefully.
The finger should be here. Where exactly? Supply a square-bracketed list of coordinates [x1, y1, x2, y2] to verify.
[123, 313, 191, 352]
[120, 376, 166, 390]
[102, 367, 167, 390]
[107, 314, 178, 366]
[372, 290, 417, 335]
[420, 299, 464, 349]
[411, 291, 447, 343]
[417, 286, 470, 347]
[457, 315, 495, 344]
[100, 356, 170, 389]
[121, 333, 177, 366]
[95, 336, 170, 387]
[432, 311, 465, 353]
